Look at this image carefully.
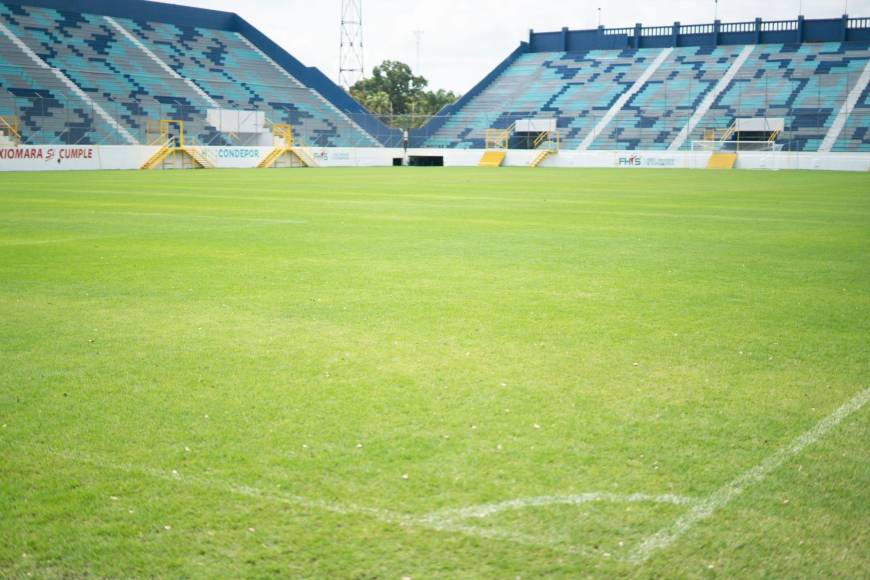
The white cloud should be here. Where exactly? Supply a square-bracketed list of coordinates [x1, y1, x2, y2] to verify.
[164, 0, 868, 93]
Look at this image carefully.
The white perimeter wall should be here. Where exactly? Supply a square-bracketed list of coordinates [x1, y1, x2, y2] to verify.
[1, 145, 869, 172]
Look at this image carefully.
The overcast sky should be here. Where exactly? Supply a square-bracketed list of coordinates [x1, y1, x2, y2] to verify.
[164, 0, 870, 93]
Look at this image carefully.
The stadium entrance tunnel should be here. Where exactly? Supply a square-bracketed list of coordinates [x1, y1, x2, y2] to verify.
[409, 155, 444, 167]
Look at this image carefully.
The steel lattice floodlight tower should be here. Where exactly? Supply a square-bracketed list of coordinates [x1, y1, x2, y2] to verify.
[339, 0, 364, 89]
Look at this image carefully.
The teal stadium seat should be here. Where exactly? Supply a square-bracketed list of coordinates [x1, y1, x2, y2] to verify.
[0, 1, 378, 146]
[423, 40, 870, 152]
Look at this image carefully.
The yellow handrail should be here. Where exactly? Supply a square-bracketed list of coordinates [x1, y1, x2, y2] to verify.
[271, 123, 293, 147]
[0, 115, 21, 146]
[532, 129, 561, 152]
[485, 122, 515, 150]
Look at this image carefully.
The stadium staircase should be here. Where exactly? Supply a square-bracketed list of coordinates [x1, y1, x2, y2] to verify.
[529, 150, 553, 167]
[140, 142, 215, 170]
[257, 124, 318, 168]
[478, 124, 512, 166]
[184, 147, 215, 168]
[528, 128, 560, 167]
[706, 152, 738, 169]
[141, 142, 172, 169]
[257, 146, 317, 168]
[478, 150, 506, 167]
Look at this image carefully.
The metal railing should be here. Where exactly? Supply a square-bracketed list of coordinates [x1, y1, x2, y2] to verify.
[720, 22, 756, 33]
[760, 20, 799, 31]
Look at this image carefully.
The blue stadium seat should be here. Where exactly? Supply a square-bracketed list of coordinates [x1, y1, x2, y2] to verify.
[0, 1, 378, 147]
[116, 18, 377, 147]
[688, 42, 870, 151]
[425, 49, 664, 149]
[424, 41, 870, 152]
[589, 45, 747, 150]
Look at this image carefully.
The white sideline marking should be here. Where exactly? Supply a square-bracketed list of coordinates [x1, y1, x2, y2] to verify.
[577, 47, 674, 150]
[25, 388, 867, 563]
[102, 16, 219, 109]
[33, 445, 698, 557]
[0, 21, 137, 145]
[630, 386, 870, 563]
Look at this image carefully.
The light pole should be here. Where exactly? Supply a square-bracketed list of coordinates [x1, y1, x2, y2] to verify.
[339, 0, 364, 88]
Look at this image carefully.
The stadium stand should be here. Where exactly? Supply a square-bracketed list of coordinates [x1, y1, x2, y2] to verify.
[1, 0, 868, 156]
[0, 0, 390, 146]
[424, 49, 664, 150]
[420, 18, 870, 152]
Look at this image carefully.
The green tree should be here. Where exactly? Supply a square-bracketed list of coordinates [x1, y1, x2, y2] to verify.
[359, 90, 392, 117]
[350, 60, 459, 128]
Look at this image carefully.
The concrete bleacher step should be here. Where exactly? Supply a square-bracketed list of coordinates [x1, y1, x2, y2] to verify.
[819, 57, 870, 152]
[0, 17, 137, 144]
[103, 15, 219, 109]
[425, 39, 870, 153]
[0, 2, 385, 148]
[579, 48, 674, 150]
[668, 45, 755, 151]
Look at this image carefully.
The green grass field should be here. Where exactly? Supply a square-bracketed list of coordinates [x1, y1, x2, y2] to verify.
[1, 167, 868, 578]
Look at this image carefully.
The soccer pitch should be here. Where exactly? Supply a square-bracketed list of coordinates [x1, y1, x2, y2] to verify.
[1, 167, 868, 577]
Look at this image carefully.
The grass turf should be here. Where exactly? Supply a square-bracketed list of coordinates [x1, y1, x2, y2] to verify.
[0, 167, 868, 577]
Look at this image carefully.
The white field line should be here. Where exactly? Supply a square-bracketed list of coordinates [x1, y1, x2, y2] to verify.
[630, 386, 870, 564]
[422, 493, 697, 524]
[35, 446, 583, 555]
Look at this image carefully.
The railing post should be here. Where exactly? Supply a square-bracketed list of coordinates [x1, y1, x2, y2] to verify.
[713, 19, 721, 46]
[841, 14, 848, 42]
[561, 27, 568, 52]
[528, 29, 534, 51]
[755, 17, 762, 44]
[672, 22, 680, 47]
[634, 23, 642, 49]
[797, 15, 805, 44]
